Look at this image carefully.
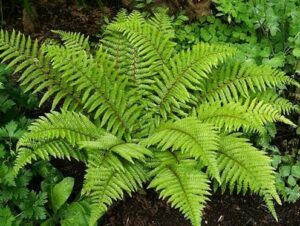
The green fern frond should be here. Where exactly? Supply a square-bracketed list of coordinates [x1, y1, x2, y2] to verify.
[52, 30, 90, 53]
[0, 30, 86, 111]
[253, 90, 298, 114]
[144, 118, 220, 182]
[14, 139, 85, 174]
[79, 133, 152, 164]
[0, 30, 39, 69]
[106, 11, 175, 68]
[103, 11, 175, 92]
[197, 98, 295, 134]
[45, 45, 141, 137]
[199, 61, 296, 103]
[240, 98, 295, 126]
[148, 162, 210, 226]
[13, 147, 37, 174]
[14, 111, 98, 173]
[148, 8, 175, 38]
[149, 43, 236, 119]
[18, 111, 101, 146]
[217, 133, 281, 219]
[83, 163, 147, 226]
[197, 101, 265, 134]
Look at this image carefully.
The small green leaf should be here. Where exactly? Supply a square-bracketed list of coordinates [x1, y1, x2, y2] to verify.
[279, 165, 291, 177]
[271, 155, 281, 168]
[287, 186, 300, 203]
[296, 126, 300, 135]
[60, 201, 90, 226]
[41, 219, 55, 226]
[51, 177, 74, 212]
[0, 207, 15, 226]
[292, 48, 300, 58]
[263, 55, 285, 68]
[287, 176, 297, 186]
[291, 165, 300, 179]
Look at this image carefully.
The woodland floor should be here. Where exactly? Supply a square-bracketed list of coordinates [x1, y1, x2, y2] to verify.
[3, 1, 300, 226]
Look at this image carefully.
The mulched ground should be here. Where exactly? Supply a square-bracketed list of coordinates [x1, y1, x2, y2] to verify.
[2, 2, 300, 226]
[101, 191, 300, 226]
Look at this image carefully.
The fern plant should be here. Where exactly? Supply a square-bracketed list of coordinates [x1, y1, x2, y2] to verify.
[0, 10, 298, 226]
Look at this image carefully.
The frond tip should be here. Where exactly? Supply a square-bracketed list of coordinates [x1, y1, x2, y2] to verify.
[217, 134, 281, 220]
[149, 163, 210, 226]
[144, 118, 220, 182]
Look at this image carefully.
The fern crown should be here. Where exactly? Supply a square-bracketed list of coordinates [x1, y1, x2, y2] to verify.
[0, 9, 298, 226]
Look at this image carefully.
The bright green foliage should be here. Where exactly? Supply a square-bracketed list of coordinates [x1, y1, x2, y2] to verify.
[174, 0, 300, 73]
[198, 62, 296, 103]
[0, 11, 298, 226]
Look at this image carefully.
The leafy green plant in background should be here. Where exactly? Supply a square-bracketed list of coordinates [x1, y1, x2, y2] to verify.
[0, 10, 298, 226]
[174, 0, 300, 73]
[252, 114, 300, 204]
[274, 151, 300, 203]
[41, 177, 91, 226]
[1, 65, 89, 225]
[0, 144, 48, 225]
[0, 64, 45, 225]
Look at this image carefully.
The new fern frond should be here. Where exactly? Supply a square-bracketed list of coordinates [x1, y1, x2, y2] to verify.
[1, 11, 298, 226]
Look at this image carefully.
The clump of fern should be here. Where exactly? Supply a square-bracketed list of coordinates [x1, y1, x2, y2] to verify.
[0, 9, 298, 226]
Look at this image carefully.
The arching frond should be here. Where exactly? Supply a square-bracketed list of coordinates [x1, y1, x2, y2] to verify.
[197, 101, 265, 134]
[103, 11, 175, 92]
[199, 61, 296, 103]
[217, 134, 281, 220]
[79, 133, 152, 164]
[148, 8, 175, 38]
[144, 118, 220, 182]
[0, 30, 39, 70]
[14, 111, 98, 173]
[45, 45, 141, 138]
[253, 90, 298, 114]
[83, 163, 147, 226]
[52, 30, 90, 53]
[149, 43, 236, 119]
[197, 98, 295, 134]
[17, 111, 101, 146]
[240, 98, 295, 126]
[106, 11, 175, 69]
[148, 162, 210, 226]
[0, 30, 86, 111]
[14, 140, 85, 174]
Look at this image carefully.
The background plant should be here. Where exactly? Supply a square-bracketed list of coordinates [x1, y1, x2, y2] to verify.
[0, 64, 46, 225]
[174, 0, 300, 72]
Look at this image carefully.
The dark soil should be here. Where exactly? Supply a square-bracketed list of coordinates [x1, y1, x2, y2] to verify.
[102, 192, 300, 226]
[3, 2, 300, 226]
[2, 0, 109, 40]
